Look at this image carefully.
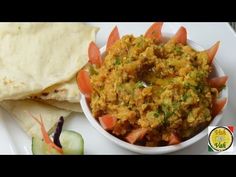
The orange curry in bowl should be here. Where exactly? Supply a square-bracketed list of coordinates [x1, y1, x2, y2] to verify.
[77, 23, 228, 147]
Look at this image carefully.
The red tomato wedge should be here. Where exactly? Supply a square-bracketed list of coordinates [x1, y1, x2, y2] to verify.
[212, 98, 227, 117]
[209, 76, 228, 91]
[99, 114, 117, 130]
[168, 133, 181, 145]
[206, 41, 220, 64]
[106, 26, 120, 52]
[88, 41, 102, 67]
[125, 128, 147, 144]
[76, 69, 92, 98]
[170, 26, 187, 45]
[145, 22, 163, 41]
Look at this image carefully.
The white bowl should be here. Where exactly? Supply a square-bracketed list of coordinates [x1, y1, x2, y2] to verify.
[80, 33, 228, 154]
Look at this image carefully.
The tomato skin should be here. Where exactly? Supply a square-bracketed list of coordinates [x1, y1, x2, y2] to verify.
[170, 26, 187, 45]
[212, 98, 227, 117]
[125, 128, 147, 144]
[88, 42, 102, 68]
[106, 26, 120, 52]
[168, 133, 180, 145]
[206, 41, 220, 63]
[99, 114, 117, 130]
[145, 22, 163, 41]
[77, 69, 92, 98]
[209, 76, 228, 91]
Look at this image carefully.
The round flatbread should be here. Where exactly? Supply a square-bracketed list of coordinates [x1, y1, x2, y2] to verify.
[0, 23, 98, 101]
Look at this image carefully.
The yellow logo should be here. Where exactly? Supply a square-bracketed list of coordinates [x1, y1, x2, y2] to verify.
[208, 126, 234, 152]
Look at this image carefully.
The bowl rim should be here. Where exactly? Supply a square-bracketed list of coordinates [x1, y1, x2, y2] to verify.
[80, 33, 229, 154]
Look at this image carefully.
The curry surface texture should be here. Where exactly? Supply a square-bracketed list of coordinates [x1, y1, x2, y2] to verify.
[90, 35, 219, 146]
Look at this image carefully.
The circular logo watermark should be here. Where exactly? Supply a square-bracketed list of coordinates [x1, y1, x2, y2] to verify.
[208, 126, 234, 152]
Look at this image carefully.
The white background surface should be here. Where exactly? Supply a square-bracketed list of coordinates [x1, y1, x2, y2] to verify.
[0, 22, 235, 154]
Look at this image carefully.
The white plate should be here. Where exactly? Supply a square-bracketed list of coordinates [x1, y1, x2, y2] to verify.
[0, 22, 235, 154]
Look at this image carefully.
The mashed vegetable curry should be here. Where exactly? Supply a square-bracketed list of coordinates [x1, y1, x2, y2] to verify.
[89, 35, 220, 146]
[77, 23, 227, 147]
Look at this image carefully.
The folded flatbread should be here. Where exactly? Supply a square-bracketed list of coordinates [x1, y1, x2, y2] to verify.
[30, 77, 80, 103]
[40, 99, 82, 113]
[0, 23, 98, 101]
[0, 100, 71, 138]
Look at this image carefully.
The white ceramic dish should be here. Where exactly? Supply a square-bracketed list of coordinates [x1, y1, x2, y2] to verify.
[80, 32, 228, 154]
[0, 23, 233, 155]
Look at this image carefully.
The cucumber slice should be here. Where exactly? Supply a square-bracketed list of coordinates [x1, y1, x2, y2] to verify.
[32, 137, 60, 155]
[32, 130, 84, 155]
[60, 130, 84, 155]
